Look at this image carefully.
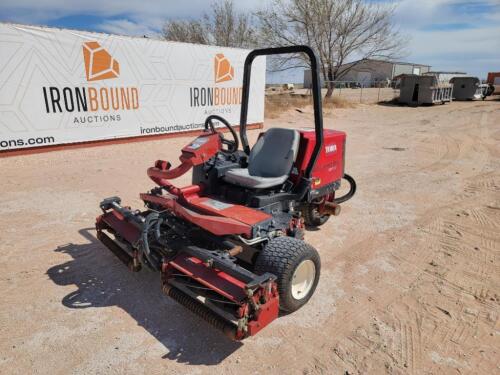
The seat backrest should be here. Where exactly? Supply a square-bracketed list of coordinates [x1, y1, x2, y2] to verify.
[248, 128, 299, 177]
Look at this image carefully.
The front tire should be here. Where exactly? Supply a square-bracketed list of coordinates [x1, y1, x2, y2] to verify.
[254, 237, 320, 312]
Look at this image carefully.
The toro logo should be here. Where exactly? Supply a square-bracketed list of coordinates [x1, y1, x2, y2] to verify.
[41, 41, 139, 125]
[325, 144, 337, 154]
[189, 53, 242, 110]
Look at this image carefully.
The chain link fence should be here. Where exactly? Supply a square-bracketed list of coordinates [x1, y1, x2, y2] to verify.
[300, 80, 400, 104]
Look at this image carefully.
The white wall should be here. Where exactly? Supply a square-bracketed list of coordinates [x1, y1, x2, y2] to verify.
[0, 23, 266, 152]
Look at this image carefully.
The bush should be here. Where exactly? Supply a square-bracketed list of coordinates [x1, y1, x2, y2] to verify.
[265, 93, 353, 119]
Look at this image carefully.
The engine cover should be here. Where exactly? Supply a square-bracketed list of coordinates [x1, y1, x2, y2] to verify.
[291, 129, 346, 189]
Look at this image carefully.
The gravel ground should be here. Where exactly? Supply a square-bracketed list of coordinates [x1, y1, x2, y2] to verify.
[0, 98, 499, 374]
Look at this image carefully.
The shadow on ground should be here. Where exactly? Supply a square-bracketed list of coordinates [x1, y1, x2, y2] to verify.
[46, 227, 242, 365]
[376, 98, 402, 107]
[376, 99, 432, 108]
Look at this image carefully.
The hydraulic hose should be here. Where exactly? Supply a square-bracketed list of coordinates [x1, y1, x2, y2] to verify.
[333, 174, 357, 204]
[139, 212, 162, 270]
[154, 217, 168, 246]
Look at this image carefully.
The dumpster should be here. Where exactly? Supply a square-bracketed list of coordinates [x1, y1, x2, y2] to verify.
[398, 74, 453, 106]
[450, 76, 483, 100]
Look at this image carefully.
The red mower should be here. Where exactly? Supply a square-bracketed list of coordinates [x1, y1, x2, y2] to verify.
[96, 46, 356, 340]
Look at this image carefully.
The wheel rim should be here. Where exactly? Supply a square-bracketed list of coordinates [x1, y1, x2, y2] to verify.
[291, 260, 316, 300]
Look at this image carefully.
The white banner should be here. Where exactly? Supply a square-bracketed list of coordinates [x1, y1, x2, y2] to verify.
[0, 23, 266, 152]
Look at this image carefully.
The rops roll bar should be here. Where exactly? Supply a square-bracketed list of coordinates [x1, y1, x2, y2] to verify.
[239, 45, 324, 179]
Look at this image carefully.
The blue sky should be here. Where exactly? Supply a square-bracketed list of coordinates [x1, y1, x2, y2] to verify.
[1, 0, 499, 80]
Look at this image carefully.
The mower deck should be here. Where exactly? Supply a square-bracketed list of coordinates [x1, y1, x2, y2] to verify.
[96, 198, 281, 339]
[163, 252, 280, 339]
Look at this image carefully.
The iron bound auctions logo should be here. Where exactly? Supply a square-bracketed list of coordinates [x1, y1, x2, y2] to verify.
[189, 53, 241, 108]
[41, 41, 139, 124]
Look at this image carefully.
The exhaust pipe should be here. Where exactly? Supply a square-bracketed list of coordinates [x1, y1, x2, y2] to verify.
[323, 201, 341, 216]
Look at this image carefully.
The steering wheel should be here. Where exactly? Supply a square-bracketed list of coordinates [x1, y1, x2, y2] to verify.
[204, 115, 239, 154]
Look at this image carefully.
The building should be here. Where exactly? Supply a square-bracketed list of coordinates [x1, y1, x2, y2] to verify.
[303, 59, 431, 88]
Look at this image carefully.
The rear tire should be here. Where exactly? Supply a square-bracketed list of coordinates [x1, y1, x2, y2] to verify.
[303, 204, 330, 227]
[254, 236, 320, 312]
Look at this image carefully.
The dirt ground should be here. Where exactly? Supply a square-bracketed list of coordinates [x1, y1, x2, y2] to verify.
[1, 98, 499, 374]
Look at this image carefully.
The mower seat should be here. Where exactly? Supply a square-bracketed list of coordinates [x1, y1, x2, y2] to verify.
[224, 128, 299, 189]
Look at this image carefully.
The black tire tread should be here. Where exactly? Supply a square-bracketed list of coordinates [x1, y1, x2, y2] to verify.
[255, 236, 320, 312]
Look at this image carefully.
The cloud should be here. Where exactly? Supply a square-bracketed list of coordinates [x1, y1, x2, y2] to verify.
[409, 26, 500, 74]
[389, 0, 500, 77]
[98, 19, 158, 37]
[0, 0, 263, 31]
[392, 0, 499, 29]
[0, 0, 498, 78]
